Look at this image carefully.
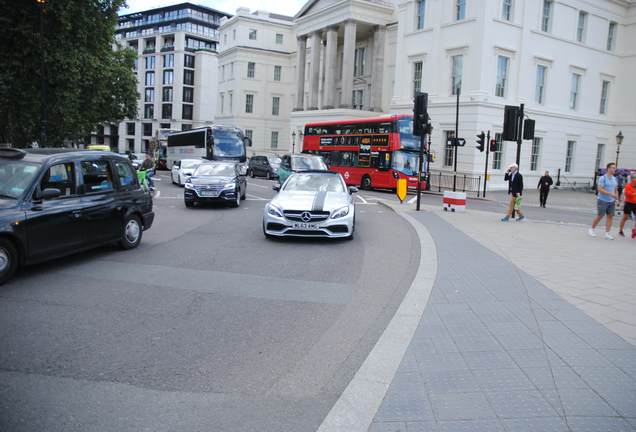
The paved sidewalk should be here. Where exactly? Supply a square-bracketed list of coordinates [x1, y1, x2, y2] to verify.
[318, 196, 636, 432]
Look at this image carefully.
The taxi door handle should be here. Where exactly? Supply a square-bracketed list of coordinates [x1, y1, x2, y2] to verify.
[68, 210, 82, 219]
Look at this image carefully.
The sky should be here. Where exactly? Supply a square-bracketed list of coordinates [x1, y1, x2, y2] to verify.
[119, 0, 306, 17]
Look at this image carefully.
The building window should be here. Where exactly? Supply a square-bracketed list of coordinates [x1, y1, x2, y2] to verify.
[163, 87, 173, 102]
[229, 93, 233, 113]
[492, 133, 503, 170]
[162, 104, 172, 119]
[220, 94, 224, 114]
[577, 12, 587, 43]
[143, 123, 152, 137]
[413, 61, 423, 93]
[272, 97, 280, 115]
[221, 65, 225, 81]
[249, 29, 257, 40]
[565, 141, 575, 172]
[145, 71, 154, 86]
[182, 104, 193, 120]
[339, 52, 344, 79]
[245, 130, 252, 140]
[600, 80, 610, 115]
[126, 123, 135, 135]
[144, 104, 154, 119]
[451, 55, 463, 95]
[245, 94, 254, 113]
[359, 48, 365, 76]
[183, 87, 193, 103]
[184, 54, 195, 68]
[145, 56, 155, 70]
[495, 56, 508, 98]
[276, 33, 283, 44]
[530, 138, 541, 171]
[444, 131, 455, 167]
[570, 74, 581, 110]
[595, 144, 605, 171]
[182, 124, 192, 131]
[535, 65, 546, 105]
[607, 22, 616, 51]
[127, 138, 135, 151]
[247, 62, 255, 78]
[145, 88, 154, 102]
[163, 70, 173, 85]
[502, 0, 512, 21]
[541, 1, 551, 32]
[274, 65, 282, 81]
[233, 29, 236, 40]
[417, 0, 425, 30]
[163, 54, 174, 68]
[456, 0, 466, 20]
[160, 123, 170, 129]
[271, 131, 278, 148]
[231, 62, 234, 78]
[184, 70, 194, 85]
[352, 90, 364, 110]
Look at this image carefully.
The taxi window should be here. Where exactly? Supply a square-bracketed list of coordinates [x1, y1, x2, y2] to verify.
[115, 161, 137, 190]
[41, 162, 76, 196]
[81, 160, 115, 193]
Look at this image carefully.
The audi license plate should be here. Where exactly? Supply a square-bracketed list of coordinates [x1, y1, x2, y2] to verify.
[293, 222, 319, 229]
[200, 191, 219, 197]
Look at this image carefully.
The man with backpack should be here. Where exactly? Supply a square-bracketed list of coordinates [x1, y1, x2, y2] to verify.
[590, 163, 619, 240]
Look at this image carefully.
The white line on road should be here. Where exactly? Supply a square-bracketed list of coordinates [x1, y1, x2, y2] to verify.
[356, 195, 368, 204]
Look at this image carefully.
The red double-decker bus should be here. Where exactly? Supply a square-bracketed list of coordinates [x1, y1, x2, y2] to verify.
[302, 114, 426, 190]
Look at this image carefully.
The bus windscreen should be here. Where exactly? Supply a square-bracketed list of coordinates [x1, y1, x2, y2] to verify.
[398, 117, 420, 151]
[213, 131, 245, 158]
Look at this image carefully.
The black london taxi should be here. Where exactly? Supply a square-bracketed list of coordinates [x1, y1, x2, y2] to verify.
[0, 148, 155, 285]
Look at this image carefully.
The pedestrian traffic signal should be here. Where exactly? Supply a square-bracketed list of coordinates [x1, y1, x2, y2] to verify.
[489, 139, 497, 152]
[413, 92, 429, 137]
[476, 131, 485, 152]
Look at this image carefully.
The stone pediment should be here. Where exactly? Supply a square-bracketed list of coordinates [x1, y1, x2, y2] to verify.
[295, 0, 394, 37]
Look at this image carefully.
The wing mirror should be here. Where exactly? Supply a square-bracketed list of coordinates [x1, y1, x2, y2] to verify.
[348, 186, 358, 194]
[272, 184, 280, 192]
[37, 188, 61, 200]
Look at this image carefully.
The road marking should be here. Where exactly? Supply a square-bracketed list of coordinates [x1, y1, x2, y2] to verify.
[407, 196, 417, 204]
[356, 195, 367, 204]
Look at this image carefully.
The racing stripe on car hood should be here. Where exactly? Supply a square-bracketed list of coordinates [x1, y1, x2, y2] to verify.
[312, 191, 327, 211]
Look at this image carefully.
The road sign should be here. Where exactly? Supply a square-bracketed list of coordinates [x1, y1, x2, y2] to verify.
[455, 138, 466, 146]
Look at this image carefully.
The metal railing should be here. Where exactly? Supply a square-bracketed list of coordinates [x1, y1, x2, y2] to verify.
[428, 171, 482, 196]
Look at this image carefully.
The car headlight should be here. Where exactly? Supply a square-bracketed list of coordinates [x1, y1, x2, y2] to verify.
[184, 182, 194, 190]
[223, 182, 236, 191]
[267, 203, 283, 218]
[331, 206, 349, 219]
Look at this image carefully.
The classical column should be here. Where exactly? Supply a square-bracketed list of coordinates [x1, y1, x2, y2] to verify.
[340, 20, 357, 109]
[293, 35, 307, 112]
[321, 26, 339, 109]
[371, 25, 386, 112]
[308, 31, 321, 110]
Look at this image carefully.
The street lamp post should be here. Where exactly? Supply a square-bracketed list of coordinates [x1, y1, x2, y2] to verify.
[38, 0, 46, 147]
[299, 132, 303, 153]
[616, 131, 624, 166]
[291, 131, 296, 153]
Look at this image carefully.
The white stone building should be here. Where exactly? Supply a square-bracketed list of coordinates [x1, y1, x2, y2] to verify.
[220, 0, 635, 189]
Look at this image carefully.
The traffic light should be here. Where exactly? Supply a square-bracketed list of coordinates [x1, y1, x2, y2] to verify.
[523, 119, 535, 140]
[476, 131, 485, 152]
[490, 139, 497, 152]
[413, 92, 428, 137]
[503, 105, 520, 141]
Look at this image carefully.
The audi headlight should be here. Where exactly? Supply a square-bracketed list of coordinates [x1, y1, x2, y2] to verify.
[223, 183, 236, 191]
[331, 206, 349, 219]
[267, 203, 283, 218]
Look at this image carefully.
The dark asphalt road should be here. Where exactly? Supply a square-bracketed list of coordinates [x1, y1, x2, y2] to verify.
[0, 172, 420, 432]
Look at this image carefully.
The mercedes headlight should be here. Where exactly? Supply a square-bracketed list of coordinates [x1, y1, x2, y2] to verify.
[331, 206, 349, 219]
[267, 203, 283, 218]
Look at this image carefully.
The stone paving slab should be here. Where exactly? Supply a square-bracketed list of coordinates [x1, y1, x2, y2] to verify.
[370, 212, 636, 432]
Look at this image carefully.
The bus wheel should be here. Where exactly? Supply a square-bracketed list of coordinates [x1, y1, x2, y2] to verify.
[361, 175, 373, 190]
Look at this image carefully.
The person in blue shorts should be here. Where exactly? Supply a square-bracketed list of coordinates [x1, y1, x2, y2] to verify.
[590, 162, 619, 240]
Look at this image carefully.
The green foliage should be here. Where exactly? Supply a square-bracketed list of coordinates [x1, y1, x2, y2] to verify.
[0, 0, 139, 147]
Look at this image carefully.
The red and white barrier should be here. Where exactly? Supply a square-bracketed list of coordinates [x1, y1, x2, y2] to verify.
[443, 191, 466, 212]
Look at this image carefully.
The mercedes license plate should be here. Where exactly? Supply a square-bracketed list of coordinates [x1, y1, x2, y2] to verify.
[293, 222, 319, 229]
[200, 191, 219, 197]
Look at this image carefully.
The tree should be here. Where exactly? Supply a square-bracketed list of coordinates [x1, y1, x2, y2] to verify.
[0, 0, 139, 147]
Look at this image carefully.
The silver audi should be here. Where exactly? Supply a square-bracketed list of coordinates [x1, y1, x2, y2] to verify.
[263, 171, 357, 239]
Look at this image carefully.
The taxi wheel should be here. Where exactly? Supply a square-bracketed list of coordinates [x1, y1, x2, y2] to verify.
[0, 238, 18, 286]
[118, 215, 142, 250]
[361, 175, 373, 191]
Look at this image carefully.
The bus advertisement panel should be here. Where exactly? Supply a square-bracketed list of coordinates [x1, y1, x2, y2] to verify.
[302, 115, 426, 191]
[166, 125, 252, 173]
